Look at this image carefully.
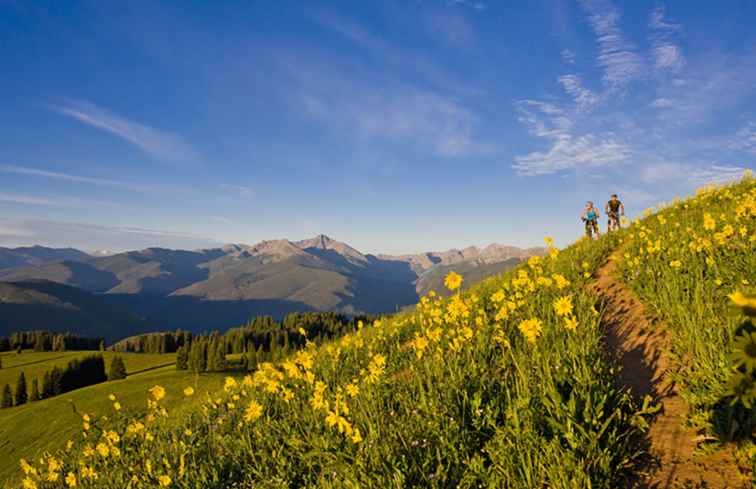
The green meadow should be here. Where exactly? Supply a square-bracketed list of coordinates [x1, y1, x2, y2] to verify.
[0, 351, 228, 482]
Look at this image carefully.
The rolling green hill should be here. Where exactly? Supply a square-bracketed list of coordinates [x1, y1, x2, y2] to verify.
[0, 350, 228, 483]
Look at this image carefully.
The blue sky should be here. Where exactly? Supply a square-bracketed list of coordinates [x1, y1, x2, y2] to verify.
[0, 0, 754, 254]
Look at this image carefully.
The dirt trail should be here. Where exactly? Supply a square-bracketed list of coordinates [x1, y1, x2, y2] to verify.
[591, 251, 748, 489]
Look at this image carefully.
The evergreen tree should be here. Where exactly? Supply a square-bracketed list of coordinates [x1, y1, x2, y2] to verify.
[41, 371, 53, 399]
[207, 337, 218, 371]
[108, 355, 127, 380]
[214, 343, 227, 371]
[50, 366, 63, 396]
[14, 372, 27, 406]
[29, 378, 39, 402]
[176, 345, 188, 370]
[189, 340, 207, 373]
[1, 384, 12, 408]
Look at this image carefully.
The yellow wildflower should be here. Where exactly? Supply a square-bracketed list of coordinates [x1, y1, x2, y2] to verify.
[553, 296, 573, 317]
[22, 478, 37, 489]
[158, 475, 172, 487]
[149, 385, 166, 401]
[346, 383, 359, 398]
[65, 472, 77, 487]
[183, 387, 194, 397]
[96, 442, 109, 458]
[244, 400, 263, 423]
[224, 377, 238, 393]
[703, 213, 716, 231]
[564, 316, 578, 331]
[518, 318, 543, 344]
[730, 291, 756, 317]
[444, 271, 463, 291]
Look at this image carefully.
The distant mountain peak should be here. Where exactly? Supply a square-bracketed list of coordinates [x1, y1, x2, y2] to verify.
[296, 233, 331, 247]
[295, 235, 367, 264]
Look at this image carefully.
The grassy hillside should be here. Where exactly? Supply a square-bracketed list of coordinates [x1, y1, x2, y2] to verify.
[0, 351, 227, 483]
[616, 177, 756, 473]
[0, 351, 174, 392]
[5, 229, 648, 487]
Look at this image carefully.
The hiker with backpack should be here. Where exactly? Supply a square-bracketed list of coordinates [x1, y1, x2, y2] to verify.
[605, 194, 625, 231]
[581, 201, 601, 239]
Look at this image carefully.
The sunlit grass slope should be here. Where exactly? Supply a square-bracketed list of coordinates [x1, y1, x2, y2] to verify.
[0, 351, 175, 391]
[9, 225, 653, 488]
[0, 352, 228, 483]
[616, 174, 756, 474]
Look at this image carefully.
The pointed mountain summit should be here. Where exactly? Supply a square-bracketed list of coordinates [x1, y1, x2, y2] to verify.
[295, 234, 368, 265]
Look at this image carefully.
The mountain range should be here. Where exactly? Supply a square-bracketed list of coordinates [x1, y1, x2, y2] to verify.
[0, 236, 543, 339]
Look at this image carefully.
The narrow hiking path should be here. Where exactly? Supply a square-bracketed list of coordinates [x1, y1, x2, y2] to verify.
[591, 250, 749, 489]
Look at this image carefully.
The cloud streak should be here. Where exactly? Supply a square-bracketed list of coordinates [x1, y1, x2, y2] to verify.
[558, 74, 599, 112]
[0, 192, 119, 208]
[731, 122, 756, 154]
[50, 99, 199, 163]
[0, 218, 221, 251]
[649, 6, 685, 71]
[284, 50, 494, 158]
[0, 164, 146, 191]
[579, 0, 644, 88]
[219, 184, 254, 198]
[513, 100, 631, 175]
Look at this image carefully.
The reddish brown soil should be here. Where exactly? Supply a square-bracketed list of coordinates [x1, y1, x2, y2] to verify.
[592, 252, 749, 489]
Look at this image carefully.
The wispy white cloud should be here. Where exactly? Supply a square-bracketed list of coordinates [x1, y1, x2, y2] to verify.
[649, 6, 684, 71]
[558, 74, 599, 112]
[513, 100, 630, 175]
[514, 135, 630, 176]
[50, 99, 199, 163]
[561, 49, 576, 64]
[730, 122, 756, 154]
[285, 51, 493, 157]
[0, 218, 221, 251]
[579, 0, 644, 88]
[0, 192, 63, 206]
[0, 192, 119, 208]
[447, 0, 485, 11]
[687, 165, 747, 186]
[310, 11, 478, 96]
[651, 98, 674, 108]
[219, 184, 254, 198]
[0, 224, 34, 238]
[425, 9, 475, 48]
[0, 164, 146, 191]
[211, 216, 234, 225]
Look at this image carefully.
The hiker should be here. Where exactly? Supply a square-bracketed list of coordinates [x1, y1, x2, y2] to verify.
[605, 194, 625, 231]
[581, 201, 601, 239]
